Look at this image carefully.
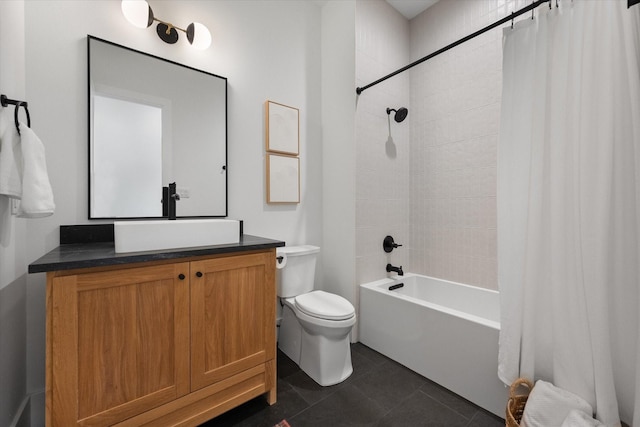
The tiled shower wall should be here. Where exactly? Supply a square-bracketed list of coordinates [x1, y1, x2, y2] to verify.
[407, 0, 530, 290]
[355, 0, 410, 286]
[356, 0, 528, 291]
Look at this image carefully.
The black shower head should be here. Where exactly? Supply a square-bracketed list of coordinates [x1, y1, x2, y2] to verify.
[386, 107, 408, 123]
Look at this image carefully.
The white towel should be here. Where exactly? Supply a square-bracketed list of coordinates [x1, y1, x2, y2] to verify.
[0, 108, 23, 198]
[521, 380, 593, 427]
[561, 409, 605, 427]
[16, 122, 54, 218]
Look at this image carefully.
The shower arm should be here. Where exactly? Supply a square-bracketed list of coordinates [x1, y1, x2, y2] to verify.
[355, 0, 550, 95]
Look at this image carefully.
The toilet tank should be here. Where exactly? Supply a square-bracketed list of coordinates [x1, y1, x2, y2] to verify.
[276, 245, 320, 298]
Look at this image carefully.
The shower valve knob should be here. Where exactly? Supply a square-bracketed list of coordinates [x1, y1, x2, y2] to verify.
[383, 235, 403, 253]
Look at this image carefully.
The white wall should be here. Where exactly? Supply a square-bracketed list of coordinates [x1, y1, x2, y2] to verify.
[23, 0, 324, 244]
[0, 1, 30, 425]
[321, 0, 357, 334]
[20, 0, 328, 422]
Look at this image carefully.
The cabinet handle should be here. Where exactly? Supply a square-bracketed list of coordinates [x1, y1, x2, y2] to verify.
[178, 274, 185, 280]
[196, 271, 203, 278]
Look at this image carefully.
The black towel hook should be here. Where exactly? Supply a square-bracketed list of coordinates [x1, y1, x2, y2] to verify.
[1, 94, 31, 136]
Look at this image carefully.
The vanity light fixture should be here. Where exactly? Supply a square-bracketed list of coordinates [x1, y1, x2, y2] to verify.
[121, 0, 212, 50]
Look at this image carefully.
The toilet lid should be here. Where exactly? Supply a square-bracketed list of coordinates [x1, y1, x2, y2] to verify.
[294, 290, 355, 320]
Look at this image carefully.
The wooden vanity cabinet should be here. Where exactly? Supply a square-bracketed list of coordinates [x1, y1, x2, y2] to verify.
[46, 250, 276, 427]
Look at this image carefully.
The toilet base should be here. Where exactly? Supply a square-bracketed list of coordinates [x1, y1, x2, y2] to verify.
[300, 328, 353, 386]
[278, 301, 354, 386]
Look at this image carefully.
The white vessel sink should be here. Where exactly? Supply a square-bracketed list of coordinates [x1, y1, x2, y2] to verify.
[114, 219, 240, 253]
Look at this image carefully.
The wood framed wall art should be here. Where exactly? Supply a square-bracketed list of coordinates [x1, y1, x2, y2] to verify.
[266, 153, 300, 204]
[266, 100, 299, 155]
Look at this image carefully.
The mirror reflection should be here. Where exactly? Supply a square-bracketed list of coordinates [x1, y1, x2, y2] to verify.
[88, 36, 227, 219]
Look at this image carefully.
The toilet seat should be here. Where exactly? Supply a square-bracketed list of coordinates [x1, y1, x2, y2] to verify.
[294, 290, 355, 321]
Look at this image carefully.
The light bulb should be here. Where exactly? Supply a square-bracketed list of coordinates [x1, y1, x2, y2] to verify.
[186, 22, 212, 50]
[121, 0, 153, 29]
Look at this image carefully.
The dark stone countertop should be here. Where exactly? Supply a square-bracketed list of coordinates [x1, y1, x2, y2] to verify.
[28, 234, 285, 274]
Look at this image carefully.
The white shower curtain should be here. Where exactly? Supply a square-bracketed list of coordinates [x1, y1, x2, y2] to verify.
[497, 1, 640, 426]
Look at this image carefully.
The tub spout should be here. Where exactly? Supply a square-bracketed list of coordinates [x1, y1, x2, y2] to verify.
[386, 263, 403, 276]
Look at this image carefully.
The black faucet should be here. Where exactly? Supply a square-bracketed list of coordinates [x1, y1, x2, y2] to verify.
[168, 182, 180, 220]
[386, 263, 403, 276]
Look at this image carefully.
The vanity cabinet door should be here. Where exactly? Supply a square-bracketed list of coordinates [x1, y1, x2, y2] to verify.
[48, 262, 190, 427]
[190, 251, 276, 392]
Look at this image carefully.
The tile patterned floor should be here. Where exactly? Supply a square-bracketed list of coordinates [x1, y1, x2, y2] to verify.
[200, 343, 505, 427]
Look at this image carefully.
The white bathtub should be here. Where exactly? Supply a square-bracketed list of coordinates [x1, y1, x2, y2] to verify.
[359, 274, 507, 417]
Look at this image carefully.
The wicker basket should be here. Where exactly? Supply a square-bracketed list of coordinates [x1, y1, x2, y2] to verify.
[505, 378, 534, 427]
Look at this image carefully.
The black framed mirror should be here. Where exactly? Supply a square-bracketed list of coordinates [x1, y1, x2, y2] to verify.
[88, 36, 227, 219]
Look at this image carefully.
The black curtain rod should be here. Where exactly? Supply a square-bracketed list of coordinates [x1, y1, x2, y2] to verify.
[356, 0, 550, 95]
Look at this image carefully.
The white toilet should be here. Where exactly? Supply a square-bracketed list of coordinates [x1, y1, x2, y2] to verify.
[276, 245, 356, 386]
